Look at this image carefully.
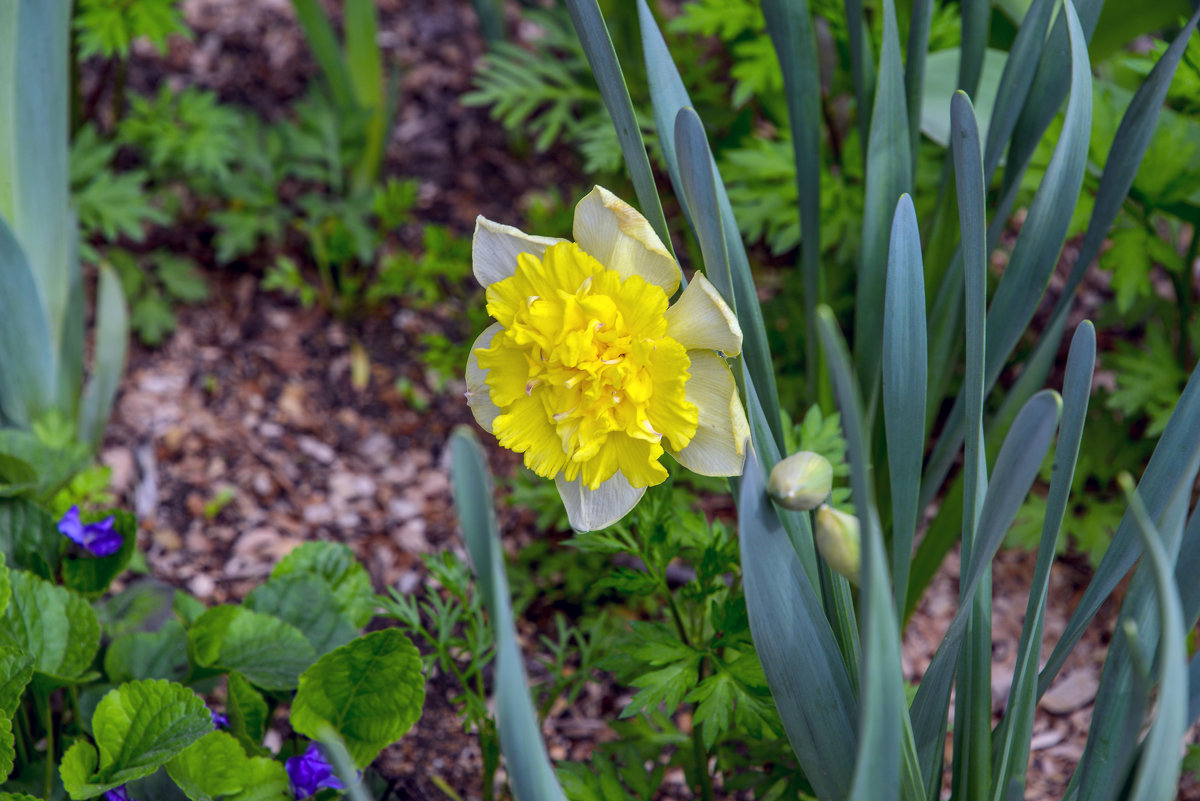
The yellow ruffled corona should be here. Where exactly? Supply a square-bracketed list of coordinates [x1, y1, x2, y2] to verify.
[466, 187, 750, 530]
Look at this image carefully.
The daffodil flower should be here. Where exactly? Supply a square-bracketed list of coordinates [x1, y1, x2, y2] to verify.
[466, 186, 750, 530]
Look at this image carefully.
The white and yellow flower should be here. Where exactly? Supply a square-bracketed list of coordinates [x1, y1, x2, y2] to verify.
[465, 186, 750, 530]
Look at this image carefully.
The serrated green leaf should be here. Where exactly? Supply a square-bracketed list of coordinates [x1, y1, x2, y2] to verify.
[226, 672, 269, 758]
[62, 679, 211, 799]
[0, 569, 99, 680]
[188, 606, 315, 691]
[290, 629, 425, 769]
[245, 573, 358, 657]
[623, 656, 700, 719]
[0, 644, 33, 781]
[155, 254, 209, 303]
[130, 288, 176, 346]
[104, 619, 189, 684]
[166, 731, 247, 801]
[271, 541, 375, 628]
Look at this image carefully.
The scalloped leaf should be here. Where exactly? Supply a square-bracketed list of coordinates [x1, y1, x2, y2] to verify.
[0, 569, 99, 681]
[270, 542, 374, 628]
[188, 605, 315, 691]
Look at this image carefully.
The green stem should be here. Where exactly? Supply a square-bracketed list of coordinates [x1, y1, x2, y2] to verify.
[38, 691, 54, 800]
[13, 702, 28, 767]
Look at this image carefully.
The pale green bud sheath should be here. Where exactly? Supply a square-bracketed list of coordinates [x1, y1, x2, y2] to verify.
[767, 451, 833, 511]
[814, 505, 861, 585]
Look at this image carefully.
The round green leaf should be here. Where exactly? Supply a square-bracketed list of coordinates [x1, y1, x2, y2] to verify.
[290, 629, 425, 768]
[104, 619, 189, 683]
[271, 541, 375, 628]
[0, 569, 99, 680]
[166, 731, 252, 801]
[245, 573, 358, 656]
[188, 605, 315, 691]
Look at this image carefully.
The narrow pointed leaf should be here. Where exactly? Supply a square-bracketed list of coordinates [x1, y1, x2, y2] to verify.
[0, 219, 54, 426]
[566, 0, 672, 254]
[881, 195, 925, 609]
[739, 445, 858, 801]
[79, 263, 128, 450]
[855, 0, 911, 397]
[904, 0, 934, 170]
[450, 428, 568, 801]
[675, 109, 731, 303]
[957, 0, 990, 96]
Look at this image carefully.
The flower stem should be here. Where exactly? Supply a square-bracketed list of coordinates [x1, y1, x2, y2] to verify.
[38, 691, 54, 800]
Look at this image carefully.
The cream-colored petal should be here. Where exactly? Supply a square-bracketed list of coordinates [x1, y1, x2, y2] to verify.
[472, 216, 565, 288]
[664, 272, 743, 355]
[572, 186, 681, 295]
[555, 470, 646, 532]
[668, 350, 750, 477]
[465, 323, 504, 432]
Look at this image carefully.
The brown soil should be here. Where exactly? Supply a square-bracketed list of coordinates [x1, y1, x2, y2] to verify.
[85, 1, 1198, 800]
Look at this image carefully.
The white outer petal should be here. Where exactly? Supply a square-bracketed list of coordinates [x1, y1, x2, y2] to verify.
[465, 323, 504, 432]
[669, 350, 750, 477]
[572, 186, 681, 295]
[555, 471, 645, 532]
[664, 272, 743, 355]
[472, 216, 565, 288]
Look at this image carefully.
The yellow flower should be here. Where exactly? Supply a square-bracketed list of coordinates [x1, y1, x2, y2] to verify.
[466, 187, 750, 530]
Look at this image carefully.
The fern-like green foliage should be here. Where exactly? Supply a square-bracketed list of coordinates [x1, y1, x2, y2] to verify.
[73, 0, 189, 59]
[119, 86, 242, 183]
[1106, 321, 1192, 437]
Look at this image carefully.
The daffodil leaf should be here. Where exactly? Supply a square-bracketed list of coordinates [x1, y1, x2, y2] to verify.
[450, 427, 569, 801]
[60, 679, 212, 800]
[290, 629, 425, 769]
[78, 263, 129, 450]
[188, 606, 315, 691]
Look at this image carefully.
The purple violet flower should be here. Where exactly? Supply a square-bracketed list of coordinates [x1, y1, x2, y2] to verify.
[211, 708, 230, 729]
[57, 505, 122, 557]
[286, 742, 347, 799]
[104, 786, 137, 801]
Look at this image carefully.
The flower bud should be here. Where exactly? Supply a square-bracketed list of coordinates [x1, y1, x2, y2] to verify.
[815, 505, 860, 584]
[768, 451, 833, 511]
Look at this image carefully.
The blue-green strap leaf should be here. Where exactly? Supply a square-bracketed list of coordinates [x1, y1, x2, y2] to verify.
[78, 263, 128, 450]
[854, 0, 911, 400]
[881, 195, 926, 610]
[674, 109, 732, 304]
[450, 428, 568, 801]
[565, 0, 673, 255]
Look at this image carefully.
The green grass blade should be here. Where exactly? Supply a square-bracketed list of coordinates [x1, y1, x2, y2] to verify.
[78, 264, 128, 451]
[739, 444, 858, 801]
[637, 0, 784, 450]
[289, 0, 355, 109]
[449, 429, 568, 801]
[566, 0, 673, 257]
[881, 195, 926, 611]
[855, 0, 912, 400]
[344, 0, 385, 189]
[982, 0, 1091, 398]
[675, 108, 732, 303]
[989, 323, 1093, 801]
[763, 0, 823, 393]
[910, 390, 1061, 788]
[957, 0, 990, 96]
[905, 0, 934, 171]
[980, 0, 1056, 179]
[843, 0, 876, 155]
[952, 88, 990, 801]
[0, 0, 72, 389]
[817, 307, 922, 801]
[0, 218, 54, 427]
[1038, 357, 1200, 696]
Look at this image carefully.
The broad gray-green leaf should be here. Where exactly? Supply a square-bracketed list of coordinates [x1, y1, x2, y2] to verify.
[60, 679, 211, 799]
[226, 672, 270, 757]
[104, 619, 189, 683]
[245, 572, 358, 656]
[271, 541, 374, 628]
[450, 427, 568, 801]
[290, 629, 425, 769]
[0, 645, 33, 781]
[188, 605, 315, 691]
[0, 569, 99, 680]
[920, 48, 1005, 148]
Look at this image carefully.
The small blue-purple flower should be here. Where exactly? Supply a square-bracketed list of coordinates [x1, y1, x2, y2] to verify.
[210, 708, 230, 729]
[57, 506, 122, 557]
[286, 742, 347, 799]
[104, 786, 137, 801]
